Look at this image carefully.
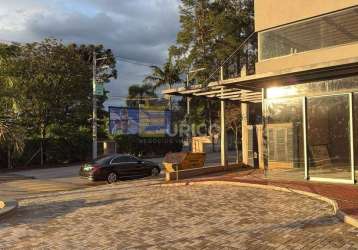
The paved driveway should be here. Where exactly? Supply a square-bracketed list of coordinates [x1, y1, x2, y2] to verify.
[1, 181, 358, 249]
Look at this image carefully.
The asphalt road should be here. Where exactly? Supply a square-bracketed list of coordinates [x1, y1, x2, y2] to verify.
[0, 151, 236, 199]
[0, 157, 164, 199]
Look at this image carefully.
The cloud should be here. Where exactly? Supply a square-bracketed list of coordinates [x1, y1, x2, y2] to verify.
[0, 0, 180, 107]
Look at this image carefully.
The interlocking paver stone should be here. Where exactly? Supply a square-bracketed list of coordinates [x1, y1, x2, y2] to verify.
[1, 180, 358, 249]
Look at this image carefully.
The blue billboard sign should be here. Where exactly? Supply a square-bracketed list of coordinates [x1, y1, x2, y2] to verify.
[109, 107, 171, 136]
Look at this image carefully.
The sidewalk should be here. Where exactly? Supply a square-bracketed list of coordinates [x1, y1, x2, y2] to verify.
[184, 168, 358, 220]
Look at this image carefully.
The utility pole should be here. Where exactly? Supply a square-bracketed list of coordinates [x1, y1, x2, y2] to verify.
[186, 73, 191, 151]
[92, 51, 97, 160]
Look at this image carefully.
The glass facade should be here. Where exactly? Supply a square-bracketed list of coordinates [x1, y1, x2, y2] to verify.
[264, 75, 358, 183]
[259, 6, 358, 60]
[266, 76, 358, 99]
[265, 98, 303, 170]
[307, 94, 351, 180]
[354, 93, 358, 182]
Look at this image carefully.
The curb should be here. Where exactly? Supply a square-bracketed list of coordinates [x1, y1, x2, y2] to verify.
[158, 180, 358, 228]
[0, 199, 18, 220]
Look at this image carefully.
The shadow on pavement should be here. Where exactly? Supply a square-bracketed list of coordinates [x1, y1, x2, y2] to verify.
[18, 178, 162, 201]
[0, 197, 129, 228]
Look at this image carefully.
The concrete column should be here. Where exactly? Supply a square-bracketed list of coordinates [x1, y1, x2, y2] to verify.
[262, 88, 269, 174]
[241, 103, 249, 165]
[220, 89, 228, 167]
[220, 66, 228, 167]
[257, 125, 264, 168]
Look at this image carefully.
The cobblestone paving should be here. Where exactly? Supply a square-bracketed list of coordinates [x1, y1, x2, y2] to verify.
[1, 180, 358, 249]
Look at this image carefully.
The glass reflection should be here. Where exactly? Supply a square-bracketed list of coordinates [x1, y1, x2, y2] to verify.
[353, 93, 358, 182]
[266, 76, 358, 99]
[307, 95, 351, 180]
[265, 98, 304, 177]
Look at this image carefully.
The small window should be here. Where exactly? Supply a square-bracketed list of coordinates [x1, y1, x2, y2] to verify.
[113, 155, 138, 163]
[111, 157, 122, 164]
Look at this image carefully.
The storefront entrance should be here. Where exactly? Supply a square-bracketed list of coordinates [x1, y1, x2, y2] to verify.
[306, 94, 354, 183]
[264, 76, 358, 184]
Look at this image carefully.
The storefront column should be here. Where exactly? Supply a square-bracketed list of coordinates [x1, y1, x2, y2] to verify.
[220, 67, 228, 167]
[349, 93, 355, 183]
[302, 97, 309, 180]
[260, 88, 267, 170]
[241, 103, 248, 165]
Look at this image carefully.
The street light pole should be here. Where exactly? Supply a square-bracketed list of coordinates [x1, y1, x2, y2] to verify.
[92, 51, 97, 160]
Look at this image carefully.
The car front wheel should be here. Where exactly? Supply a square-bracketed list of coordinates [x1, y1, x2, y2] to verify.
[107, 172, 118, 184]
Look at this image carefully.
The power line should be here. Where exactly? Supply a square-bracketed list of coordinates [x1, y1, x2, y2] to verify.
[114, 55, 160, 67]
[109, 96, 167, 100]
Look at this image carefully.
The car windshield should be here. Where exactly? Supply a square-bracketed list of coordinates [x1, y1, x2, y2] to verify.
[92, 155, 115, 165]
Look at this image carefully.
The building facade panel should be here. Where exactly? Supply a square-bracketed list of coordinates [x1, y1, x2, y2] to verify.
[255, 0, 358, 32]
[256, 42, 358, 74]
[256, 6, 358, 74]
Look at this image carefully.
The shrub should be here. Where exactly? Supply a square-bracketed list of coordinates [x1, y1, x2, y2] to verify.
[114, 135, 182, 157]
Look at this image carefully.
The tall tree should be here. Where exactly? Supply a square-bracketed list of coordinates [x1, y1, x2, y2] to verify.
[169, 0, 254, 137]
[0, 38, 117, 166]
[0, 43, 25, 168]
[174, 0, 254, 81]
[144, 56, 181, 110]
[174, 0, 214, 82]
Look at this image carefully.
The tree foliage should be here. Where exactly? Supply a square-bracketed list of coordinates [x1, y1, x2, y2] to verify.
[173, 0, 255, 83]
[159, 0, 255, 153]
[126, 83, 156, 108]
[144, 56, 181, 89]
[225, 102, 242, 163]
[0, 38, 117, 167]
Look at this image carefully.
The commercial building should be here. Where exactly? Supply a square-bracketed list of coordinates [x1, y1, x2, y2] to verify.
[163, 1, 358, 184]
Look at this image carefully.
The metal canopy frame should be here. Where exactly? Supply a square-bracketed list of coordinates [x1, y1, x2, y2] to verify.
[162, 57, 358, 103]
[162, 84, 262, 103]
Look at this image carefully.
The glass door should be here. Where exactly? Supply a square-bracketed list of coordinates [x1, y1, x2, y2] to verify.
[306, 94, 354, 183]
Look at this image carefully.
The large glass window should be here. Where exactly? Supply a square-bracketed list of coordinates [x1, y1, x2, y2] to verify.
[264, 76, 358, 183]
[353, 93, 358, 182]
[265, 98, 304, 171]
[307, 94, 352, 180]
[259, 6, 358, 60]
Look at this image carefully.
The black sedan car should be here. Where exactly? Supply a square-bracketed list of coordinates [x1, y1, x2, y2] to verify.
[79, 154, 161, 183]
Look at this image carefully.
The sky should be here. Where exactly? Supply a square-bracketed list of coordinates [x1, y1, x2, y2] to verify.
[0, 0, 181, 108]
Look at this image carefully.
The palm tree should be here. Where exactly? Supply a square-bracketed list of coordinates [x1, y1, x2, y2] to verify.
[0, 118, 24, 168]
[126, 83, 156, 108]
[0, 75, 24, 168]
[144, 63, 181, 89]
[0, 119, 7, 141]
[144, 57, 181, 109]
